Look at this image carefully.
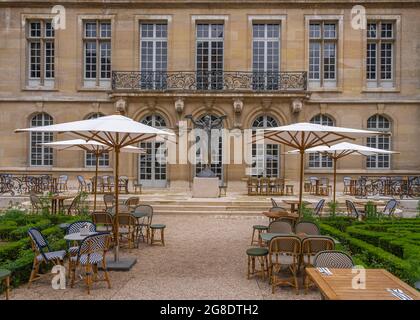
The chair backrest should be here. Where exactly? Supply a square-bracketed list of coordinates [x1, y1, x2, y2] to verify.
[58, 175, 68, 182]
[77, 232, 110, 258]
[30, 194, 41, 207]
[66, 221, 96, 235]
[115, 214, 137, 229]
[110, 204, 131, 215]
[343, 176, 352, 186]
[28, 228, 50, 260]
[301, 236, 335, 260]
[345, 200, 359, 218]
[271, 198, 279, 208]
[134, 204, 154, 225]
[77, 175, 86, 185]
[314, 199, 325, 216]
[313, 250, 354, 268]
[295, 221, 320, 235]
[320, 177, 329, 185]
[269, 236, 301, 258]
[383, 199, 397, 216]
[67, 193, 82, 214]
[92, 211, 114, 226]
[309, 176, 318, 186]
[268, 220, 292, 233]
[102, 176, 110, 185]
[124, 197, 139, 207]
[103, 194, 115, 209]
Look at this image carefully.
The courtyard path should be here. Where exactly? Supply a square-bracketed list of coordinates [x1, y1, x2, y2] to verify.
[9, 215, 321, 300]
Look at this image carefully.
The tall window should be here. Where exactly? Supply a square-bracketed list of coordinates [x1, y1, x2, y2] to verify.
[27, 20, 55, 88]
[309, 114, 334, 168]
[140, 23, 168, 89]
[366, 21, 394, 88]
[366, 115, 391, 169]
[251, 115, 279, 177]
[252, 23, 280, 90]
[309, 21, 337, 88]
[196, 24, 224, 90]
[83, 20, 111, 88]
[85, 113, 109, 167]
[30, 113, 53, 166]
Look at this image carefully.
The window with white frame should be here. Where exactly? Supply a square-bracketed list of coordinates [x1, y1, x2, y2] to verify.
[27, 20, 55, 88]
[366, 115, 391, 168]
[309, 114, 334, 168]
[251, 115, 279, 177]
[252, 23, 280, 90]
[196, 23, 224, 90]
[83, 20, 111, 88]
[366, 21, 395, 88]
[30, 113, 53, 166]
[308, 21, 337, 88]
[140, 23, 168, 89]
[85, 113, 109, 167]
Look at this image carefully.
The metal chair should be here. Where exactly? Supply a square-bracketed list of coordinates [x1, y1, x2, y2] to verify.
[124, 196, 139, 210]
[66, 221, 96, 258]
[313, 250, 354, 269]
[69, 232, 111, 294]
[65, 193, 83, 215]
[268, 235, 301, 294]
[268, 220, 293, 234]
[309, 177, 319, 195]
[313, 199, 325, 216]
[114, 214, 138, 249]
[92, 211, 114, 233]
[57, 175, 68, 192]
[382, 199, 398, 216]
[345, 200, 362, 219]
[295, 221, 320, 235]
[133, 204, 154, 244]
[343, 176, 352, 194]
[27, 228, 66, 287]
[103, 193, 115, 211]
[77, 175, 91, 193]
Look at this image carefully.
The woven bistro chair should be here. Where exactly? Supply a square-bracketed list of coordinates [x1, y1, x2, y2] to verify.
[313, 199, 325, 216]
[382, 199, 398, 217]
[259, 177, 270, 195]
[66, 221, 96, 259]
[295, 221, 320, 235]
[124, 197, 140, 210]
[27, 228, 66, 288]
[268, 235, 301, 294]
[77, 175, 91, 193]
[115, 214, 138, 249]
[57, 175, 68, 192]
[133, 204, 154, 244]
[268, 220, 293, 234]
[102, 176, 111, 192]
[65, 193, 82, 215]
[309, 177, 319, 195]
[301, 236, 335, 292]
[345, 200, 363, 219]
[92, 211, 114, 233]
[69, 232, 111, 294]
[118, 176, 129, 193]
[29, 193, 48, 214]
[343, 176, 352, 194]
[247, 177, 259, 195]
[313, 250, 354, 269]
[103, 194, 115, 211]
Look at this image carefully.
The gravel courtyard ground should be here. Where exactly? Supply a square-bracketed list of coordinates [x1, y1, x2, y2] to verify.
[9, 214, 321, 300]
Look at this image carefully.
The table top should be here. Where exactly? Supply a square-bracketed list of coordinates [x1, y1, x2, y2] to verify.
[64, 232, 98, 241]
[306, 268, 420, 300]
[262, 211, 299, 219]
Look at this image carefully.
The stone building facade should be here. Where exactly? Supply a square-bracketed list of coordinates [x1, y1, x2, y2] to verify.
[0, 0, 419, 191]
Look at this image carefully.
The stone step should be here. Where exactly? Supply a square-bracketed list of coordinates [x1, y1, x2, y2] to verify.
[153, 209, 263, 216]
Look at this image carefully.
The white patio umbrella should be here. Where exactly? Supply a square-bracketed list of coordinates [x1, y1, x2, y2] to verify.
[16, 114, 174, 270]
[288, 142, 398, 203]
[255, 122, 383, 216]
[41, 139, 145, 211]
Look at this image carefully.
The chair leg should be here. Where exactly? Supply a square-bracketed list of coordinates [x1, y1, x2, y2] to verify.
[247, 255, 251, 279]
[5, 276, 10, 300]
[102, 259, 111, 289]
[28, 257, 39, 288]
[85, 264, 92, 295]
[250, 228, 256, 245]
[161, 229, 165, 246]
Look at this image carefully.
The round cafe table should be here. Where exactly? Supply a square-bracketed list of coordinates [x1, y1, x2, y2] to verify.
[64, 232, 98, 242]
[262, 210, 299, 223]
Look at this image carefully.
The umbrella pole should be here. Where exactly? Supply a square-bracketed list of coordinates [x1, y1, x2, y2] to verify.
[299, 149, 305, 217]
[114, 146, 120, 262]
[333, 157, 337, 204]
[93, 150, 99, 212]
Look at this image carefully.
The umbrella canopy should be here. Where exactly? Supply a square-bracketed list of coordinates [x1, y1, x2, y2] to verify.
[16, 114, 174, 270]
[288, 142, 398, 202]
[256, 122, 383, 215]
[42, 139, 145, 211]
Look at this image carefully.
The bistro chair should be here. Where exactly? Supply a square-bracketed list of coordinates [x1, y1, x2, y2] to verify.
[66, 221, 96, 258]
[301, 236, 335, 292]
[133, 204, 154, 243]
[309, 177, 319, 195]
[271, 198, 279, 208]
[251, 224, 268, 246]
[295, 221, 320, 235]
[102, 176, 111, 192]
[268, 220, 292, 234]
[319, 178, 331, 196]
[109, 204, 131, 216]
[77, 175, 91, 193]
[247, 177, 259, 195]
[69, 232, 111, 294]
[27, 228, 66, 288]
[65, 193, 83, 215]
[0, 269, 11, 300]
[343, 176, 352, 194]
[29, 193, 48, 214]
[118, 176, 129, 193]
[259, 177, 270, 195]
[345, 200, 363, 219]
[246, 247, 269, 280]
[268, 236, 301, 294]
[115, 214, 138, 249]
[124, 196, 140, 210]
[382, 199, 398, 217]
[57, 175, 68, 192]
[92, 211, 114, 233]
[313, 250, 354, 269]
[103, 194, 115, 211]
[313, 199, 325, 216]
[90, 176, 103, 194]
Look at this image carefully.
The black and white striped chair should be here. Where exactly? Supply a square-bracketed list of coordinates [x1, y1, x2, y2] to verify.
[69, 232, 111, 294]
[66, 221, 96, 256]
[313, 250, 354, 269]
[382, 199, 398, 216]
[28, 228, 66, 287]
[313, 199, 325, 216]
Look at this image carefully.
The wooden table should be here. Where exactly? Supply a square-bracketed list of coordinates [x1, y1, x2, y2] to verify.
[262, 210, 299, 223]
[282, 199, 310, 213]
[306, 268, 420, 300]
[51, 195, 74, 214]
[354, 199, 386, 213]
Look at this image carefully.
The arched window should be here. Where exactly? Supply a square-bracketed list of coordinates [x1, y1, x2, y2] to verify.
[309, 114, 335, 168]
[367, 115, 391, 168]
[195, 114, 224, 180]
[85, 113, 109, 167]
[139, 114, 167, 187]
[30, 113, 53, 166]
[251, 115, 279, 177]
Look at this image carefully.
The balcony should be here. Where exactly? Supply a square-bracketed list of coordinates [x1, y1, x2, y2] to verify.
[111, 71, 307, 93]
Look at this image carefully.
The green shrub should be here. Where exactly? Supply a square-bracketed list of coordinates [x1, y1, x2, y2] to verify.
[0, 221, 18, 240]
[9, 219, 52, 241]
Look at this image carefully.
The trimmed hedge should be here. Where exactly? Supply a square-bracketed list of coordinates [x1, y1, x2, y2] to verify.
[319, 222, 419, 286]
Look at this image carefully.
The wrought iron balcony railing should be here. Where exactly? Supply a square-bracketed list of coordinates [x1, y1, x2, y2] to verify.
[112, 71, 307, 92]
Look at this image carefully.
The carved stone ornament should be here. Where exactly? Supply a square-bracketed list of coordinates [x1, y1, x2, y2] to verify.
[233, 98, 243, 114]
[115, 98, 127, 114]
[291, 99, 303, 113]
[175, 98, 185, 114]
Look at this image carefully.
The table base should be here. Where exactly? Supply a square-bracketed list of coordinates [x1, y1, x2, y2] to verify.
[104, 257, 137, 271]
